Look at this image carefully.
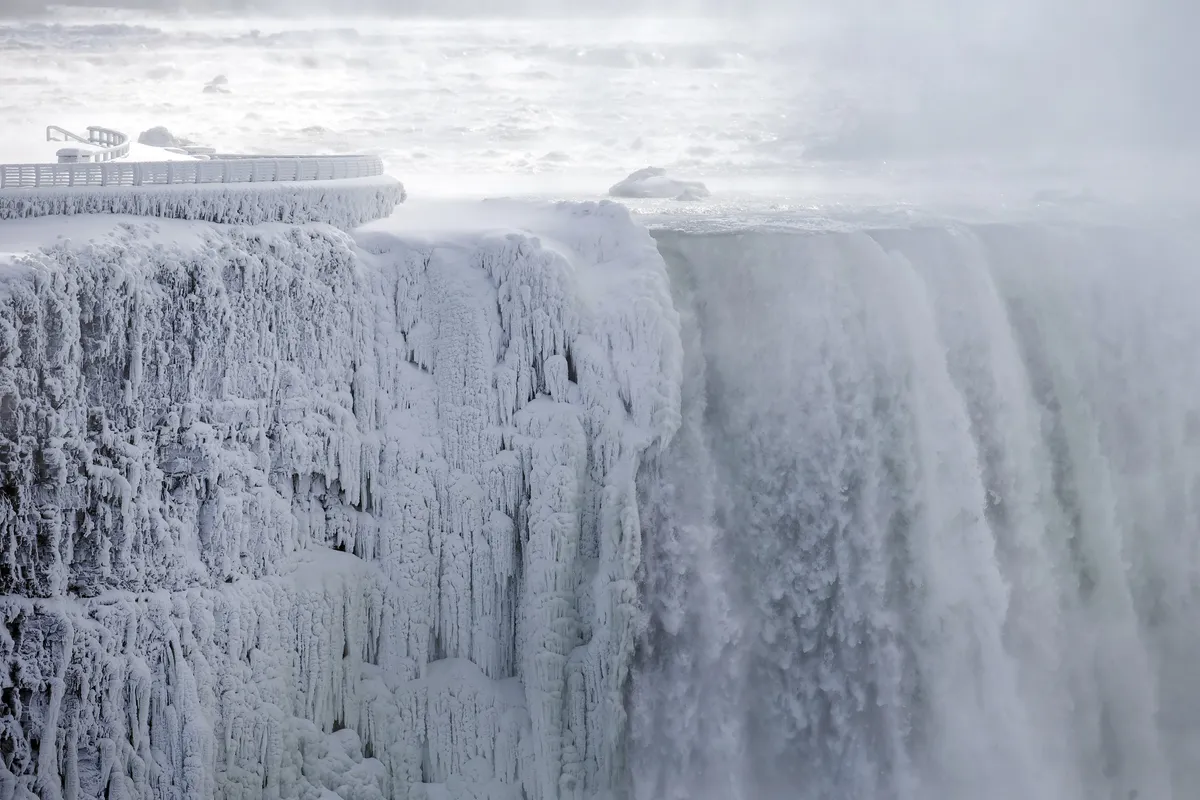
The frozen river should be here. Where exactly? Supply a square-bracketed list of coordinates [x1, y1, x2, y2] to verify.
[2, 9, 1195, 221]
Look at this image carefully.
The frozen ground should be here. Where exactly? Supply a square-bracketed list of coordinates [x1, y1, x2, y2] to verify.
[1, 10, 1196, 224]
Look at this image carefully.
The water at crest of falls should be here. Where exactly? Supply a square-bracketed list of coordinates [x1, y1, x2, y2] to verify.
[633, 223, 1200, 800]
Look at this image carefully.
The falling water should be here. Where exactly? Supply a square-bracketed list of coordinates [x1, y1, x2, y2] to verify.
[633, 223, 1200, 800]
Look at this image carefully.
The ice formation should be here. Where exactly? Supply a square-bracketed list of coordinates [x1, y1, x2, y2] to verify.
[607, 169, 709, 202]
[137, 128, 195, 149]
[0, 200, 681, 800]
[0, 177, 404, 229]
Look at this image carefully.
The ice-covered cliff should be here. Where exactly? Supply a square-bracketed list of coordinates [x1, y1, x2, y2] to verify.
[0, 201, 681, 800]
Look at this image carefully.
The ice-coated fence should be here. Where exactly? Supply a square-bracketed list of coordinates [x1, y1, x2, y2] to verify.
[1, 127, 400, 226]
[1, 152, 385, 190]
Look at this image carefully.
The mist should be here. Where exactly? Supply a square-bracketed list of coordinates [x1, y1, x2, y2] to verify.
[14, 0, 1196, 160]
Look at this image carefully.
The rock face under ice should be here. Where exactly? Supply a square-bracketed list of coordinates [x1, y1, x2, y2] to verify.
[0, 201, 682, 800]
[607, 167, 709, 201]
[0, 176, 405, 230]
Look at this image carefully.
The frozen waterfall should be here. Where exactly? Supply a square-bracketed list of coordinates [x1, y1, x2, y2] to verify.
[4, 204, 1200, 800]
[634, 223, 1200, 800]
[0, 202, 681, 800]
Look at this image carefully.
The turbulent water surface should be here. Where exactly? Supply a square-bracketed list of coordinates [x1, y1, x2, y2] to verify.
[635, 224, 1200, 799]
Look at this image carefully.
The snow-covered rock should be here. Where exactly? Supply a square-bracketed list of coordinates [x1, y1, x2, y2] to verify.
[138, 126, 195, 149]
[0, 176, 405, 230]
[607, 168, 709, 201]
[0, 199, 682, 800]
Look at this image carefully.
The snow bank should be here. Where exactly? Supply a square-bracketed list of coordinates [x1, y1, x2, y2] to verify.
[0, 200, 681, 800]
[0, 176, 405, 230]
[607, 168, 709, 201]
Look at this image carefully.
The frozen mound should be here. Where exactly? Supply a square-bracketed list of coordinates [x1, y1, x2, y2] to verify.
[137, 125, 195, 148]
[608, 167, 710, 201]
[0, 200, 682, 800]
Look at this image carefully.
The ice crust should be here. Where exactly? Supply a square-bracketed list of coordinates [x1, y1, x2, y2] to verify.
[0, 200, 682, 800]
[0, 176, 405, 230]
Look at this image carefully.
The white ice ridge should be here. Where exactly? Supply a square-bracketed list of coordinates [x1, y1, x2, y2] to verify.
[0, 200, 683, 800]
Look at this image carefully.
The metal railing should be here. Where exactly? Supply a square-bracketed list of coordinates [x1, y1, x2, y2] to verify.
[0, 153, 385, 190]
[45, 125, 90, 145]
[46, 125, 131, 164]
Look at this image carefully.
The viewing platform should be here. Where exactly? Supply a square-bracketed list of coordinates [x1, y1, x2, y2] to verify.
[0, 124, 405, 229]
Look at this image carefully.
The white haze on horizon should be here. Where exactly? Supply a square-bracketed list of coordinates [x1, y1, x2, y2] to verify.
[2, 0, 1196, 212]
[20, 0, 1198, 156]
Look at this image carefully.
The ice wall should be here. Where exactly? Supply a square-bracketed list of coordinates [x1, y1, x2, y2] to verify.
[0, 201, 681, 800]
[0, 176, 405, 230]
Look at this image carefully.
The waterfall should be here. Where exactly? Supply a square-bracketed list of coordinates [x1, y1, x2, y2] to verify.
[633, 223, 1200, 800]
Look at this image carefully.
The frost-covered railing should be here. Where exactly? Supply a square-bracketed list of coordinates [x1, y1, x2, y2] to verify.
[0, 153, 384, 189]
[47, 125, 131, 164]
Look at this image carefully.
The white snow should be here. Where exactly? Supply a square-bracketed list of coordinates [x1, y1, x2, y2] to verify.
[607, 168, 710, 201]
[0, 199, 682, 800]
[123, 142, 203, 162]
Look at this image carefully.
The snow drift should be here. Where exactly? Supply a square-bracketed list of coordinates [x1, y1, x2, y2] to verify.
[0, 201, 681, 800]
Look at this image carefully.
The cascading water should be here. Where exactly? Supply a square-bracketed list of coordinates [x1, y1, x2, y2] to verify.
[633, 223, 1200, 800]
